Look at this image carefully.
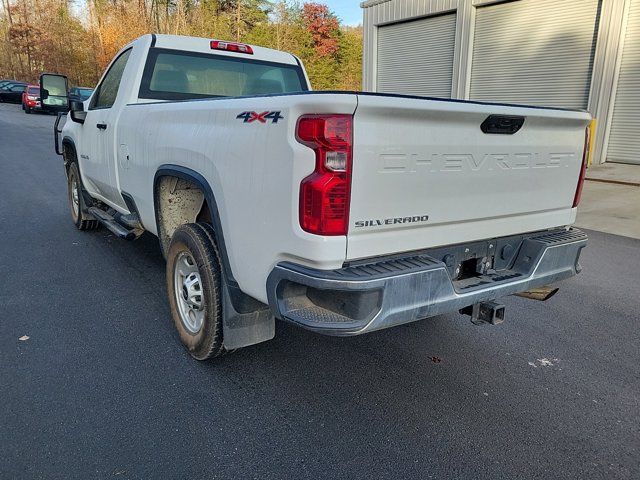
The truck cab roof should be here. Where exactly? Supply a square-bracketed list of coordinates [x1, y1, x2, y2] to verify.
[147, 34, 300, 67]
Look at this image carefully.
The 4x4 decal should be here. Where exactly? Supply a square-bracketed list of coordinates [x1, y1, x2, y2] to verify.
[236, 111, 284, 124]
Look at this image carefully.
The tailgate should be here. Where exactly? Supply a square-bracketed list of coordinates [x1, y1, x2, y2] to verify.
[347, 94, 591, 260]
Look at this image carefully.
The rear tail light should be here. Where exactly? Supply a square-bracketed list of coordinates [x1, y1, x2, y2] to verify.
[572, 126, 591, 208]
[210, 40, 253, 55]
[296, 114, 353, 235]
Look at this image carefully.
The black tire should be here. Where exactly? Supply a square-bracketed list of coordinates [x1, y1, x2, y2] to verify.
[25, 106, 31, 114]
[166, 223, 226, 360]
[67, 162, 99, 231]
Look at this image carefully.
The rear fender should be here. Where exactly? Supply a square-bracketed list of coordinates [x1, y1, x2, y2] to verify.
[154, 165, 275, 350]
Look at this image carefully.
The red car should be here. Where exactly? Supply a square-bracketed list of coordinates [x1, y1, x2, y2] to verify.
[21, 84, 41, 114]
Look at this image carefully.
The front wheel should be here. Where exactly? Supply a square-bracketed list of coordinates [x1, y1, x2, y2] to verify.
[24, 106, 31, 114]
[67, 162, 99, 231]
[166, 223, 226, 360]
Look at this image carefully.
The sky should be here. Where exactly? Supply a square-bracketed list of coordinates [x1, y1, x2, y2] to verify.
[323, 1, 363, 26]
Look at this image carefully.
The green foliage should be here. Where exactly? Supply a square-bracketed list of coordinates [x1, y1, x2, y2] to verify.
[335, 26, 362, 91]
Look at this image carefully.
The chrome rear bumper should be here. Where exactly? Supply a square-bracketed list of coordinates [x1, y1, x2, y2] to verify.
[266, 228, 587, 336]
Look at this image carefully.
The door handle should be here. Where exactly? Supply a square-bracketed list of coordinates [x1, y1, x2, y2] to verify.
[96, 123, 107, 130]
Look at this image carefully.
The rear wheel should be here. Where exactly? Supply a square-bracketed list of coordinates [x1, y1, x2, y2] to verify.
[166, 223, 226, 360]
[67, 162, 99, 231]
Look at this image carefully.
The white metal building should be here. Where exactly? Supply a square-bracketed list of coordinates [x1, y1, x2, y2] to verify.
[361, 0, 640, 166]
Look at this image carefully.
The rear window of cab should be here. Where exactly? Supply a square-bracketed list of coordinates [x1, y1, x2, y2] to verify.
[139, 48, 308, 101]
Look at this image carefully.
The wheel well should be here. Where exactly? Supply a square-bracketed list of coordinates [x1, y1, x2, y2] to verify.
[155, 175, 211, 254]
[62, 139, 76, 173]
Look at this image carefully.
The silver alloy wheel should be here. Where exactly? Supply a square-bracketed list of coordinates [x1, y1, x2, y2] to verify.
[71, 175, 80, 217]
[173, 251, 205, 334]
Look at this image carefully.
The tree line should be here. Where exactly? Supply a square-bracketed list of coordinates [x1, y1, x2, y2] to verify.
[0, 0, 362, 89]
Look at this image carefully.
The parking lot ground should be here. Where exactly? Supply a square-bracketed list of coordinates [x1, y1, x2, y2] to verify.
[576, 180, 640, 240]
[1, 103, 639, 479]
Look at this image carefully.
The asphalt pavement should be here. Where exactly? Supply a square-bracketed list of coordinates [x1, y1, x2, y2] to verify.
[1, 102, 638, 479]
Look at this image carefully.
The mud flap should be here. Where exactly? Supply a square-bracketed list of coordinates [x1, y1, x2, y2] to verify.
[221, 282, 275, 350]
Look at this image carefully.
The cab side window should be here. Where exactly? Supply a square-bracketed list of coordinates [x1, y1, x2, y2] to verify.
[91, 49, 132, 110]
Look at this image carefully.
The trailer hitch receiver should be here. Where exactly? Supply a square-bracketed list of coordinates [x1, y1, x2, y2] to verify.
[460, 301, 505, 325]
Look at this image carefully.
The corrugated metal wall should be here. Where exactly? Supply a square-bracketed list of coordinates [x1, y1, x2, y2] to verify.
[362, 0, 459, 92]
[470, 0, 601, 109]
[606, 0, 640, 164]
[377, 13, 457, 98]
[361, 0, 633, 164]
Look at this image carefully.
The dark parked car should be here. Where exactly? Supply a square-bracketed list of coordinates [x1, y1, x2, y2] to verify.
[1, 79, 26, 87]
[68, 87, 94, 102]
[0, 80, 26, 91]
[0, 79, 20, 89]
[0, 82, 27, 103]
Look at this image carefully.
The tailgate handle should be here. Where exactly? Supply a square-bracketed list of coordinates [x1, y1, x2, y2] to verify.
[481, 115, 524, 135]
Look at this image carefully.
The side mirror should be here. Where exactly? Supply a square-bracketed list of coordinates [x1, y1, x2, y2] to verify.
[39, 73, 69, 113]
[69, 100, 86, 124]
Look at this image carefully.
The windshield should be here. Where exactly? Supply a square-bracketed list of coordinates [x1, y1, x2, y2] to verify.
[27, 87, 39, 95]
[139, 48, 307, 101]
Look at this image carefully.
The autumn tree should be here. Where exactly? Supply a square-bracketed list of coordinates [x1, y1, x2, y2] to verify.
[0, 0, 363, 90]
[302, 2, 338, 56]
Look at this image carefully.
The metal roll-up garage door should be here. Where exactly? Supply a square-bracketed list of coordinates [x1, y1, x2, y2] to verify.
[376, 13, 456, 98]
[607, 0, 640, 164]
[470, 0, 601, 109]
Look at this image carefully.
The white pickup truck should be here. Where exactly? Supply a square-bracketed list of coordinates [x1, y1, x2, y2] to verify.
[44, 34, 590, 360]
